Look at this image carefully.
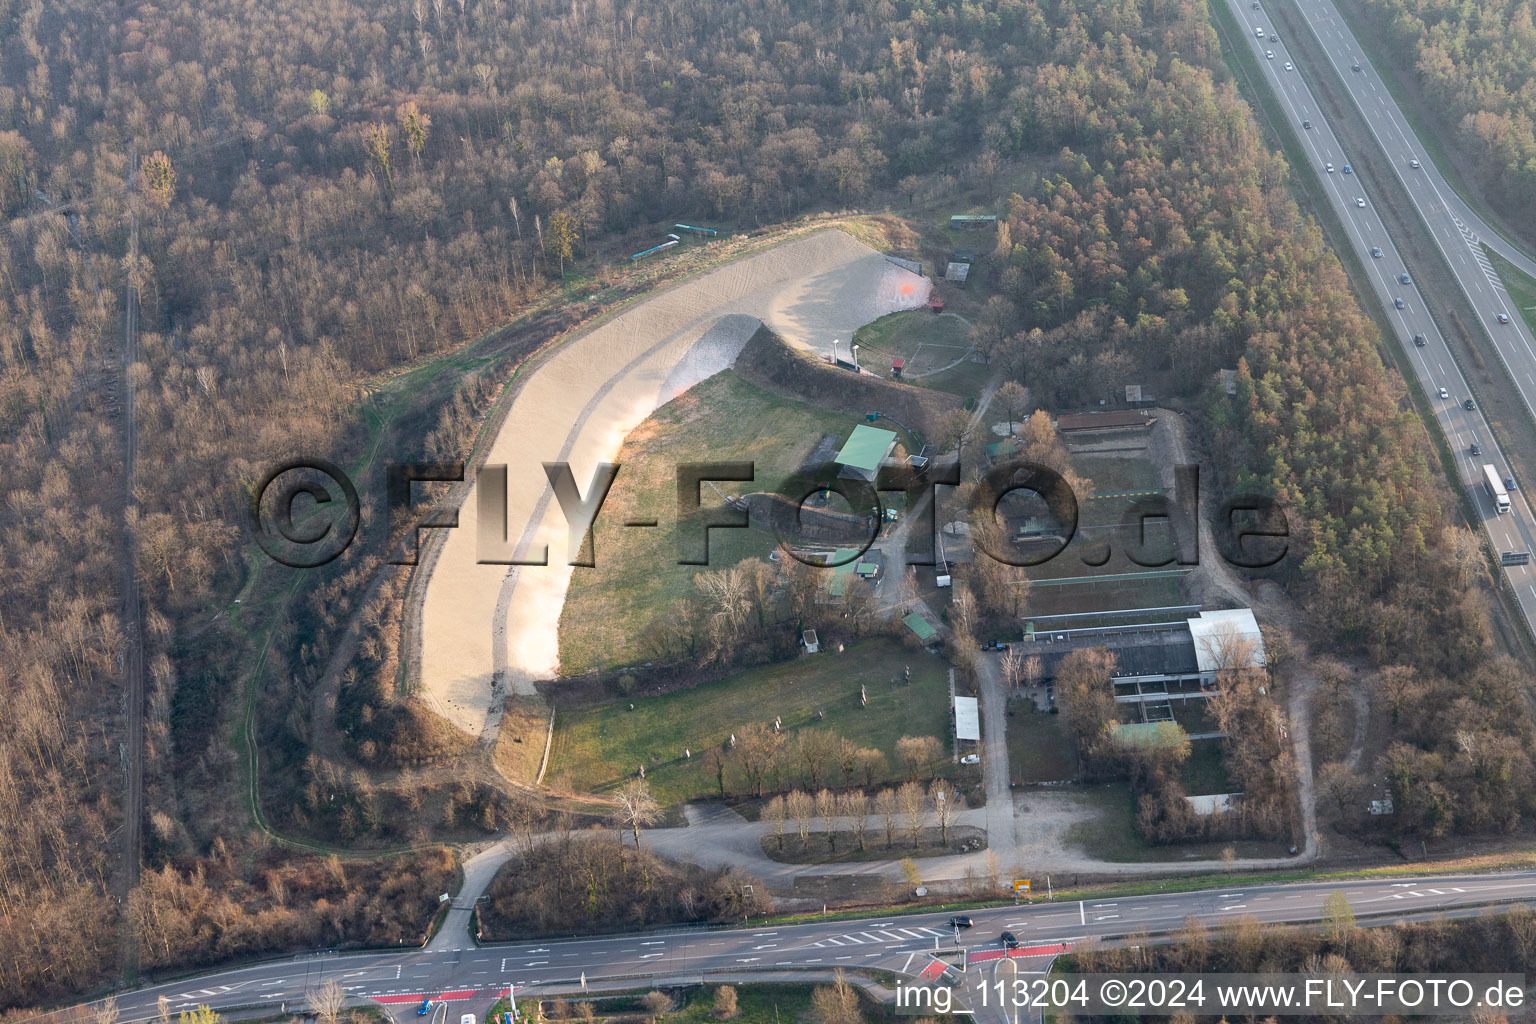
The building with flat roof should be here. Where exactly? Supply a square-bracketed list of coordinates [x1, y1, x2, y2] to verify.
[1012, 607, 1265, 723]
[834, 424, 897, 481]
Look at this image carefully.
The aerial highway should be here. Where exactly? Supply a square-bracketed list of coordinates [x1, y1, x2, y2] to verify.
[45, 872, 1536, 1024]
[1222, 0, 1536, 625]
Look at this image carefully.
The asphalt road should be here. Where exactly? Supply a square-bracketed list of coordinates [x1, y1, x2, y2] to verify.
[1225, 0, 1536, 623]
[67, 872, 1536, 1023]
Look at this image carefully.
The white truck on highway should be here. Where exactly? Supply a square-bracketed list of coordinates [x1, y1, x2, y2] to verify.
[1483, 463, 1510, 514]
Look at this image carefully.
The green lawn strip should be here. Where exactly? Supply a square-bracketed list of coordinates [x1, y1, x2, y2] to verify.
[1486, 248, 1536, 339]
[547, 639, 950, 804]
[557, 371, 913, 675]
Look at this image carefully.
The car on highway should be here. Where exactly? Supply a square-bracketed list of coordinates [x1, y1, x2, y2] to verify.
[1326, 163, 1334, 172]
[1352, 61, 1362, 71]
[1497, 313, 1511, 324]
[949, 915, 973, 928]
[1303, 119, 1312, 129]
[1284, 62, 1293, 71]
[1252, 1, 1259, 7]
[1438, 387, 1449, 399]
[1409, 158, 1421, 168]
[1507, 476, 1517, 491]
[1399, 273, 1411, 284]
[1464, 398, 1476, 410]
[1356, 197, 1366, 207]
[1471, 438, 1482, 456]
[1395, 298, 1405, 308]
[1414, 333, 1427, 346]
[1255, 26, 1264, 36]
[1001, 931, 1020, 949]
[1371, 247, 1383, 258]
[1266, 49, 1274, 59]
[1343, 165, 1352, 174]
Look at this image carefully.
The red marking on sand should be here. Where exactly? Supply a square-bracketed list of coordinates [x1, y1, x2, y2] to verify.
[899, 283, 915, 295]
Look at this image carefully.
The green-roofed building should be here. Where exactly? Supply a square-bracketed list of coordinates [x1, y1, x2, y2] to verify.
[903, 612, 938, 643]
[835, 424, 897, 481]
[822, 548, 860, 599]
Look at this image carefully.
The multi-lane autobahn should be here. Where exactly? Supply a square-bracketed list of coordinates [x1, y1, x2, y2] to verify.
[1222, 0, 1536, 623]
[55, 872, 1536, 1024]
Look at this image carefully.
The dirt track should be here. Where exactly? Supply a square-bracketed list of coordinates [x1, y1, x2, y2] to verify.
[416, 229, 929, 737]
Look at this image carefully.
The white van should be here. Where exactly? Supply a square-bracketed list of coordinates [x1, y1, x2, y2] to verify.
[1255, 26, 1264, 37]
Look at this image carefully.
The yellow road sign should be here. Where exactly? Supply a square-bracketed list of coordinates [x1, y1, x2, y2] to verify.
[1013, 879, 1031, 893]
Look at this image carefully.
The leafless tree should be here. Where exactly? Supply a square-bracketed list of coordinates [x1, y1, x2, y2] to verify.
[839, 790, 870, 851]
[786, 789, 814, 844]
[815, 788, 838, 849]
[762, 794, 787, 851]
[307, 980, 345, 1024]
[930, 780, 963, 845]
[875, 788, 898, 848]
[897, 780, 927, 847]
[613, 779, 661, 846]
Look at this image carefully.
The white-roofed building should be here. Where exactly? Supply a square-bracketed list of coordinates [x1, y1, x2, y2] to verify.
[952, 695, 980, 743]
[1187, 608, 1266, 673]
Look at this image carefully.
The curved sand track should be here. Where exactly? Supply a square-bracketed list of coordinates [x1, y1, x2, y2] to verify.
[417, 229, 930, 737]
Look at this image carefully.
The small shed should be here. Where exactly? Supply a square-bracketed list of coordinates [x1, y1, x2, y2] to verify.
[802, 629, 820, 654]
[891, 356, 905, 379]
[944, 262, 970, 285]
[903, 612, 939, 644]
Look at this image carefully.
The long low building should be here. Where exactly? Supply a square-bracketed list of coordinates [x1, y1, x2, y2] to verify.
[1012, 608, 1266, 706]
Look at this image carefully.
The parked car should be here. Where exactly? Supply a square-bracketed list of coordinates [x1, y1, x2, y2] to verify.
[1497, 313, 1511, 324]
[1394, 297, 1405, 308]
[949, 916, 973, 929]
[960, 753, 980, 765]
[462, 1015, 477, 1024]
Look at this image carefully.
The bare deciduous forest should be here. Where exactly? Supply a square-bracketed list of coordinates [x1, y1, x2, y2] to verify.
[1, 0, 1531, 1008]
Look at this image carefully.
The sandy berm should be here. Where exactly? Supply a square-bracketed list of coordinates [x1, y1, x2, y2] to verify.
[415, 228, 930, 737]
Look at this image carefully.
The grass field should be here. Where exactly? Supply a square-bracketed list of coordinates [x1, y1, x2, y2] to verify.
[546, 639, 953, 804]
[1487, 247, 1536, 339]
[557, 371, 887, 675]
[1063, 785, 1287, 862]
[851, 309, 988, 397]
[1005, 699, 1076, 784]
[1181, 739, 1232, 796]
